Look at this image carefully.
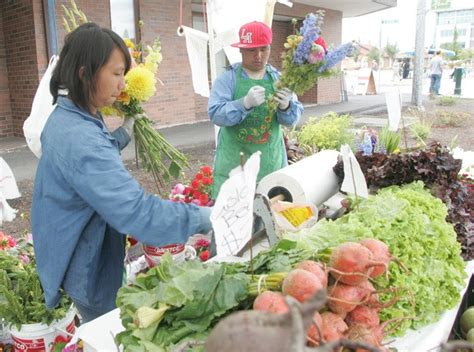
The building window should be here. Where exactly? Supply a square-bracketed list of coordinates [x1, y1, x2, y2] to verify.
[110, 0, 137, 40]
[438, 11, 455, 25]
[456, 9, 473, 24]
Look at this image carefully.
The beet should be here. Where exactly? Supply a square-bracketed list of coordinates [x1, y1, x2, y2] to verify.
[346, 305, 380, 328]
[329, 242, 383, 285]
[253, 291, 289, 314]
[320, 311, 349, 342]
[327, 283, 368, 314]
[282, 269, 323, 303]
[359, 238, 391, 278]
[295, 260, 328, 288]
[306, 311, 323, 347]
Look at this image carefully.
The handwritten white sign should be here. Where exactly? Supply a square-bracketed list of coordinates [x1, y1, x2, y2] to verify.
[211, 152, 261, 257]
[385, 90, 402, 131]
[340, 144, 368, 199]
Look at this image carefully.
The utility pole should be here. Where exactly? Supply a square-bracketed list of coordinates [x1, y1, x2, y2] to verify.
[411, 0, 428, 108]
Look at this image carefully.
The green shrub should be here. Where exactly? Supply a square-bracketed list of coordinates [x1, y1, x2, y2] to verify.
[436, 96, 456, 106]
[435, 110, 469, 127]
[297, 112, 354, 151]
[410, 120, 431, 146]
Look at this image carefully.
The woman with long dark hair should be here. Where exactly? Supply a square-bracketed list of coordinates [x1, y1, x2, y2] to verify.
[32, 23, 212, 323]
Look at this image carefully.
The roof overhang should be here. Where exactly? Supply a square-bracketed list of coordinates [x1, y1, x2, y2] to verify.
[292, 0, 397, 18]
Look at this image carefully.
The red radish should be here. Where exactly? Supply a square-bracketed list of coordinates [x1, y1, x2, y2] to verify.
[295, 260, 328, 288]
[253, 291, 288, 314]
[327, 283, 368, 314]
[306, 311, 323, 346]
[282, 269, 323, 303]
[359, 238, 391, 278]
[346, 305, 380, 328]
[329, 242, 383, 285]
[320, 311, 349, 342]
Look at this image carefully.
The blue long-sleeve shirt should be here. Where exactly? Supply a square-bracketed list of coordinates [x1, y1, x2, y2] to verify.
[208, 63, 303, 127]
[32, 97, 211, 311]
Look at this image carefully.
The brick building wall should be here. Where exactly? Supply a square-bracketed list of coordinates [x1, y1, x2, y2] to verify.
[0, 6, 13, 138]
[0, 1, 344, 137]
[0, 0, 47, 137]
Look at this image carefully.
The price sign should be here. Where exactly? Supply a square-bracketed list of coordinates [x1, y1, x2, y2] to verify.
[211, 152, 261, 257]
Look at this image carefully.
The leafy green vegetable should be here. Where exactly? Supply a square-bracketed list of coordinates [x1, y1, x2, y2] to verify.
[285, 181, 466, 335]
[116, 254, 250, 351]
[0, 251, 71, 329]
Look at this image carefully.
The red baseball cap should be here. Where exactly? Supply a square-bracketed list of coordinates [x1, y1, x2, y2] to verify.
[231, 21, 272, 48]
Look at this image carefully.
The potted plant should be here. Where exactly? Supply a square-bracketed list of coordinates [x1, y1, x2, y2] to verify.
[0, 237, 75, 351]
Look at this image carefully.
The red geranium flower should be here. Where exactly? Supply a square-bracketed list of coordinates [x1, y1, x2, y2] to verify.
[199, 250, 210, 261]
[201, 177, 212, 186]
[199, 193, 209, 205]
[201, 166, 212, 175]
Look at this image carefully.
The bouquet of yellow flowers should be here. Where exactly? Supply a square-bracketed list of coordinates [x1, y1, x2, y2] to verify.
[102, 36, 189, 190]
[268, 11, 355, 114]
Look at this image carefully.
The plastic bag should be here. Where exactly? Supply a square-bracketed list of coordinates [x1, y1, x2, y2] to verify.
[0, 157, 20, 225]
[271, 200, 318, 232]
[23, 55, 58, 158]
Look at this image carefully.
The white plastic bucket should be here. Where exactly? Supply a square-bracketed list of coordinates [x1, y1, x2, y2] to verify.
[143, 243, 196, 267]
[10, 308, 76, 352]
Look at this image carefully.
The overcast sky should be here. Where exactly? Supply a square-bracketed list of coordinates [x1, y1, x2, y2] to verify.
[342, 0, 422, 51]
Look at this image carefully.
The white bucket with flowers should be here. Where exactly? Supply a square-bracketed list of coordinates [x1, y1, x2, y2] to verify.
[0, 237, 76, 352]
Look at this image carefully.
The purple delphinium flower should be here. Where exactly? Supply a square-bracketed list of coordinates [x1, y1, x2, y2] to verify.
[293, 13, 320, 65]
[318, 42, 354, 72]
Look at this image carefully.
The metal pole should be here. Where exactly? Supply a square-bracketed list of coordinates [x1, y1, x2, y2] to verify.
[411, 0, 427, 108]
[378, 20, 382, 94]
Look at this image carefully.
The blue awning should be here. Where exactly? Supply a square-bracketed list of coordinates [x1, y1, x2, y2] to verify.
[402, 48, 456, 57]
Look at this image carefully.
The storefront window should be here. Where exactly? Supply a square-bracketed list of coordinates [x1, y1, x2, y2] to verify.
[110, 0, 136, 40]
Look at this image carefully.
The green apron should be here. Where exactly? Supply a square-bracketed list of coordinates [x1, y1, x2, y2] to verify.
[212, 66, 285, 198]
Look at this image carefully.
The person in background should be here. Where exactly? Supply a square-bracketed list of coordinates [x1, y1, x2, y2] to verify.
[31, 23, 212, 323]
[208, 21, 304, 198]
[402, 58, 410, 79]
[392, 60, 401, 82]
[429, 50, 444, 97]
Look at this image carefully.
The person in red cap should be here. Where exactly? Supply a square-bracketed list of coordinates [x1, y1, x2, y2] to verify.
[208, 21, 303, 198]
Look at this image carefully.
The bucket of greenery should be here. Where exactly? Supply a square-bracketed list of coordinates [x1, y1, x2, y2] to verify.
[0, 237, 75, 352]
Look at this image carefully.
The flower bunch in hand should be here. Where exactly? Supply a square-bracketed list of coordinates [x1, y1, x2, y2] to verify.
[169, 166, 214, 206]
[268, 11, 355, 114]
[103, 35, 190, 192]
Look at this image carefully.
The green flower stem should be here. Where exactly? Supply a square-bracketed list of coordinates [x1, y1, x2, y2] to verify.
[132, 115, 190, 194]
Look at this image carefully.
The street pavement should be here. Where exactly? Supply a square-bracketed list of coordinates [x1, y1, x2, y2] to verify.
[1, 70, 472, 182]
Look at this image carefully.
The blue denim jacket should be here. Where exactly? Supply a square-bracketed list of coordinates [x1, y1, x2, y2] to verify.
[32, 97, 211, 312]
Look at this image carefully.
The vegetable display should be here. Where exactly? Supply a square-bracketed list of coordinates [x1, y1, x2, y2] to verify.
[116, 242, 307, 351]
[333, 143, 474, 260]
[285, 181, 466, 335]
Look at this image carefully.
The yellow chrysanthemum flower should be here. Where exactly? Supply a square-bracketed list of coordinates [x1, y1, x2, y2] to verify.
[125, 66, 156, 102]
[124, 38, 135, 49]
[100, 105, 121, 117]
